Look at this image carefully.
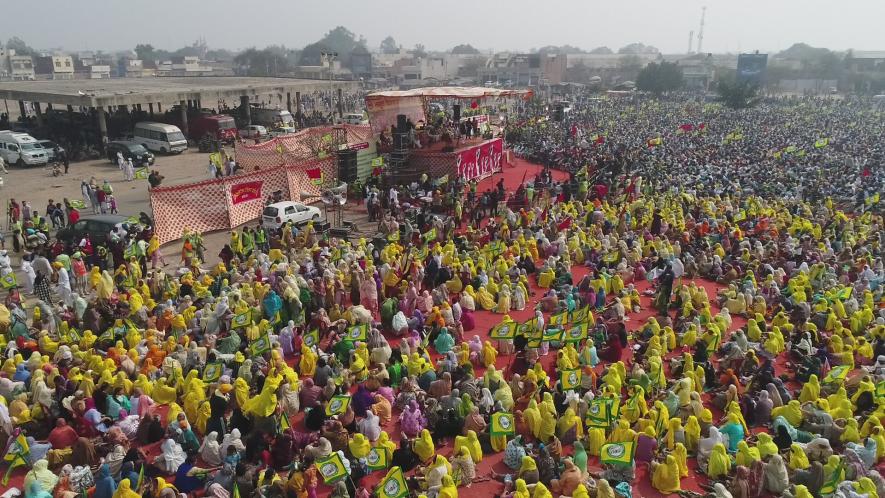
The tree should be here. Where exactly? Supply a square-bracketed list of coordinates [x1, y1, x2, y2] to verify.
[380, 36, 399, 54]
[589, 46, 613, 54]
[6, 36, 35, 56]
[535, 45, 585, 55]
[234, 48, 291, 77]
[412, 44, 427, 58]
[134, 44, 155, 60]
[636, 61, 684, 94]
[298, 42, 334, 66]
[618, 43, 659, 55]
[618, 54, 643, 71]
[717, 76, 760, 109]
[451, 44, 480, 55]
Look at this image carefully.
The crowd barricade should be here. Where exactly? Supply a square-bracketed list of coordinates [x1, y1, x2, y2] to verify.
[234, 124, 373, 171]
[151, 157, 336, 245]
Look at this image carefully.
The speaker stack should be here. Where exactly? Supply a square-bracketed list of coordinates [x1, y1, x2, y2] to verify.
[337, 148, 358, 184]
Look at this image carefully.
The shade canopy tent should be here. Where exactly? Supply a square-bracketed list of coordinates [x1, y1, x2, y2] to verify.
[364, 86, 533, 134]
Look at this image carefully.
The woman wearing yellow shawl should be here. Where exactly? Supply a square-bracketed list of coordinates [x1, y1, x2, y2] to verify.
[523, 400, 542, 439]
[537, 394, 557, 442]
[651, 454, 681, 494]
[299, 344, 317, 377]
[233, 377, 250, 408]
[707, 443, 731, 478]
[453, 430, 482, 463]
[556, 407, 584, 442]
[348, 433, 371, 459]
[152, 377, 178, 405]
[684, 415, 701, 452]
[608, 420, 636, 444]
[756, 432, 778, 459]
[414, 429, 435, 462]
[788, 443, 810, 470]
[481, 341, 497, 368]
[841, 418, 861, 444]
[622, 385, 647, 424]
[799, 374, 821, 403]
[771, 399, 803, 427]
[439, 475, 458, 498]
[735, 441, 761, 467]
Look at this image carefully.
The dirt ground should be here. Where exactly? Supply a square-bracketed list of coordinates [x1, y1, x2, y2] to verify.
[1, 148, 378, 277]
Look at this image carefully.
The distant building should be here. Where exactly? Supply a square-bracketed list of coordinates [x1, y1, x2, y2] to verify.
[847, 51, 885, 72]
[0, 48, 35, 81]
[478, 53, 543, 86]
[156, 56, 214, 76]
[34, 55, 74, 80]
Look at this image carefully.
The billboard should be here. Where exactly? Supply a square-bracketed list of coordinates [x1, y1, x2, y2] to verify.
[737, 53, 768, 84]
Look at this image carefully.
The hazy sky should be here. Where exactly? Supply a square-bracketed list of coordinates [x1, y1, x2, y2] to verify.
[7, 0, 884, 55]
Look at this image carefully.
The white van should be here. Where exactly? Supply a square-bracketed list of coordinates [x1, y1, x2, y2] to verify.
[133, 122, 188, 154]
[0, 131, 49, 167]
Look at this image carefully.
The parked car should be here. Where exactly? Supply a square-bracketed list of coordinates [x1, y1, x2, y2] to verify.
[106, 140, 155, 166]
[0, 131, 49, 167]
[338, 113, 367, 125]
[262, 201, 322, 230]
[239, 125, 268, 138]
[56, 214, 130, 246]
[37, 140, 65, 162]
[268, 125, 297, 137]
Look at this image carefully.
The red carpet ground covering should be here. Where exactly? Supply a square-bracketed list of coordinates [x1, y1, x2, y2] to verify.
[5, 161, 747, 498]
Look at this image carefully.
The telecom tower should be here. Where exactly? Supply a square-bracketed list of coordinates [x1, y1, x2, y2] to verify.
[697, 6, 707, 54]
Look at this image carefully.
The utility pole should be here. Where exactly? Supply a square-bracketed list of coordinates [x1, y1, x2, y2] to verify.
[697, 6, 707, 54]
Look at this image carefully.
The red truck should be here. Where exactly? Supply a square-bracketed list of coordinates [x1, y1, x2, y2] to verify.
[164, 108, 238, 145]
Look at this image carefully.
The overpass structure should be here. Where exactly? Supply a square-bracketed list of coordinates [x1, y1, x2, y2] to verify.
[0, 76, 359, 144]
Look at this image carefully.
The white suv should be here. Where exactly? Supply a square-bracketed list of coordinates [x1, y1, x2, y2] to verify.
[262, 201, 322, 230]
[0, 131, 49, 167]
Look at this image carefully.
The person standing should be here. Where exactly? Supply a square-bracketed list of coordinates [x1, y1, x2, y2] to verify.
[117, 151, 125, 174]
[31, 251, 53, 304]
[125, 158, 135, 182]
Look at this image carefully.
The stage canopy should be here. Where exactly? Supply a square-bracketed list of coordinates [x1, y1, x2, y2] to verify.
[365, 86, 533, 134]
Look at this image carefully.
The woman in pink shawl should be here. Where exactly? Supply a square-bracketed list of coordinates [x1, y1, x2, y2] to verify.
[359, 272, 379, 317]
[460, 308, 476, 332]
[299, 378, 322, 409]
[399, 400, 426, 438]
[136, 391, 155, 418]
[416, 291, 433, 314]
[402, 283, 418, 316]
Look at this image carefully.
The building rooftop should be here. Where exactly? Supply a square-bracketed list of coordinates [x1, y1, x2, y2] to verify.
[0, 76, 358, 107]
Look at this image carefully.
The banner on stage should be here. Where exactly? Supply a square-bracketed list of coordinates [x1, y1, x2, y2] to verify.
[230, 181, 263, 205]
[456, 138, 503, 181]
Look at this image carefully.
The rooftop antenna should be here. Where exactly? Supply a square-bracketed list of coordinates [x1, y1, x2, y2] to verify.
[697, 6, 707, 54]
[688, 30, 694, 54]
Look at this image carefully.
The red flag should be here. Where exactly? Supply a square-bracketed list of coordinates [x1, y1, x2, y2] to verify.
[372, 167, 382, 177]
[679, 124, 694, 132]
[305, 167, 323, 185]
[595, 135, 605, 145]
[557, 217, 572, 231]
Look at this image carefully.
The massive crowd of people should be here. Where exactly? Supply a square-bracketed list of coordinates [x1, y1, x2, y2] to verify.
[0, 90, 882, 498]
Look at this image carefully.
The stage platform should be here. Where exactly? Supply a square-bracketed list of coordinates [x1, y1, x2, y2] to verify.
[406, 137, 505, 182]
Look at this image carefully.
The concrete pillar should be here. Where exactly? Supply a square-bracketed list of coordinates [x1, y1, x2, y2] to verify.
[286, 92, 292, 114]
[96, 107, 108, 150]
[295, 92, 302, 126]
[240, 95, 251, 125]
[33, 102, 43, 126]
[135, 103, 142, 112]
[18, 100, 26, 118]
[337, 88, 343, 118]
[179, 100, 189, 136]
[148, 103, 154, 117]
[46, 103, 53, 111]
[157, 102, 162, 113]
